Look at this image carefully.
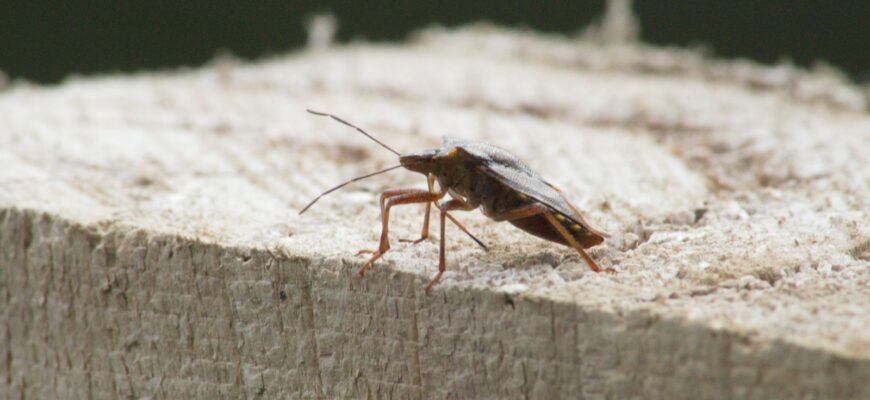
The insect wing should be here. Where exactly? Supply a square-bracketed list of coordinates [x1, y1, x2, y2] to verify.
[478, 158, 609, 241]
[482, 161, 569, 213]
[443, 137, 609, 242]
[543, 181, 610, 239]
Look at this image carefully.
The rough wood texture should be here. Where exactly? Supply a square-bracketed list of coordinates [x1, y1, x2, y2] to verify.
[1, 26, 869, 399]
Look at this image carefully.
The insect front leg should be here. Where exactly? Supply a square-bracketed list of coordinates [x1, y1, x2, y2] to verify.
[358, 188, 428, 253]
[399, 174, 488, 250]
[491, 204, 613, 274]
[362, 186, 433, 246]
[425, 198, 477, 292]
[359, 187, 436, 253]
[399, 174, 437, 245]
[358, 189, 446, 277]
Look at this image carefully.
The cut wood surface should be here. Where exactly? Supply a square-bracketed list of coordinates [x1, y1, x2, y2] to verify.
[1, 26, 869, 399]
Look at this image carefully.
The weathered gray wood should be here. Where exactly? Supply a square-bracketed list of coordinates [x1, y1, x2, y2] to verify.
[1, 26, 868, 399]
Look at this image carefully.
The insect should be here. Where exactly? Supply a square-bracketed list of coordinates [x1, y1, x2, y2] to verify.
[300, 109, 612, 291]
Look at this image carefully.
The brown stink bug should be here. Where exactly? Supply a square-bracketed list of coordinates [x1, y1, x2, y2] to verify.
[300, 109, 612, 291]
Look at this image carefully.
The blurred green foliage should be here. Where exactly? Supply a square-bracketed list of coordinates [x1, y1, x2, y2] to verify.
[0, 1, 867, 84]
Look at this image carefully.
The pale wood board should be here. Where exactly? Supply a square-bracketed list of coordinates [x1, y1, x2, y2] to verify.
[1, 26, 868, 399]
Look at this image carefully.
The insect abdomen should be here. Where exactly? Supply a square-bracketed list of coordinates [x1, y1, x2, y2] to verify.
[508, 208, 604, 249]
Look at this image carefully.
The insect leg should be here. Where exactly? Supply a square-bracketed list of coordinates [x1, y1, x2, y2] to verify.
[398, 174, 488, 250]
[425, 199, 477, 292]
[541, 212, 612, 273]
[490, 203, 549, 222]
[359, 188, 425, 254]
[358, 188, 424, 256]
[359, 189, 446, 277]
[379, 188, 425, 216]
[444, 214, 488, 251]
[399, 175, 435, 245]
[490, 204, 612, 273]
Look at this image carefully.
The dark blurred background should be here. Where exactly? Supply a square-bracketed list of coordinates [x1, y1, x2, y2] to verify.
[1, 1, 868, 84]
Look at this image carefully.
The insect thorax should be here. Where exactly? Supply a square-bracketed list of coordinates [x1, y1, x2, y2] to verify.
[443, 167, 529, 217]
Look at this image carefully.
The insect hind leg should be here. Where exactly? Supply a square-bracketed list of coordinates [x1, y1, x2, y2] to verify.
[490, 204, 612, 274]
[541, 212, 613, 273]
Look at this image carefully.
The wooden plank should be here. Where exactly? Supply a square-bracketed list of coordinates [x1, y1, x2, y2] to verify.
[1, 26, 868, 399]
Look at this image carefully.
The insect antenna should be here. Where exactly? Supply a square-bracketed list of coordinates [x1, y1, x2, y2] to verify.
[299, 164, 403, 214]
[307, 109, 401, 156]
